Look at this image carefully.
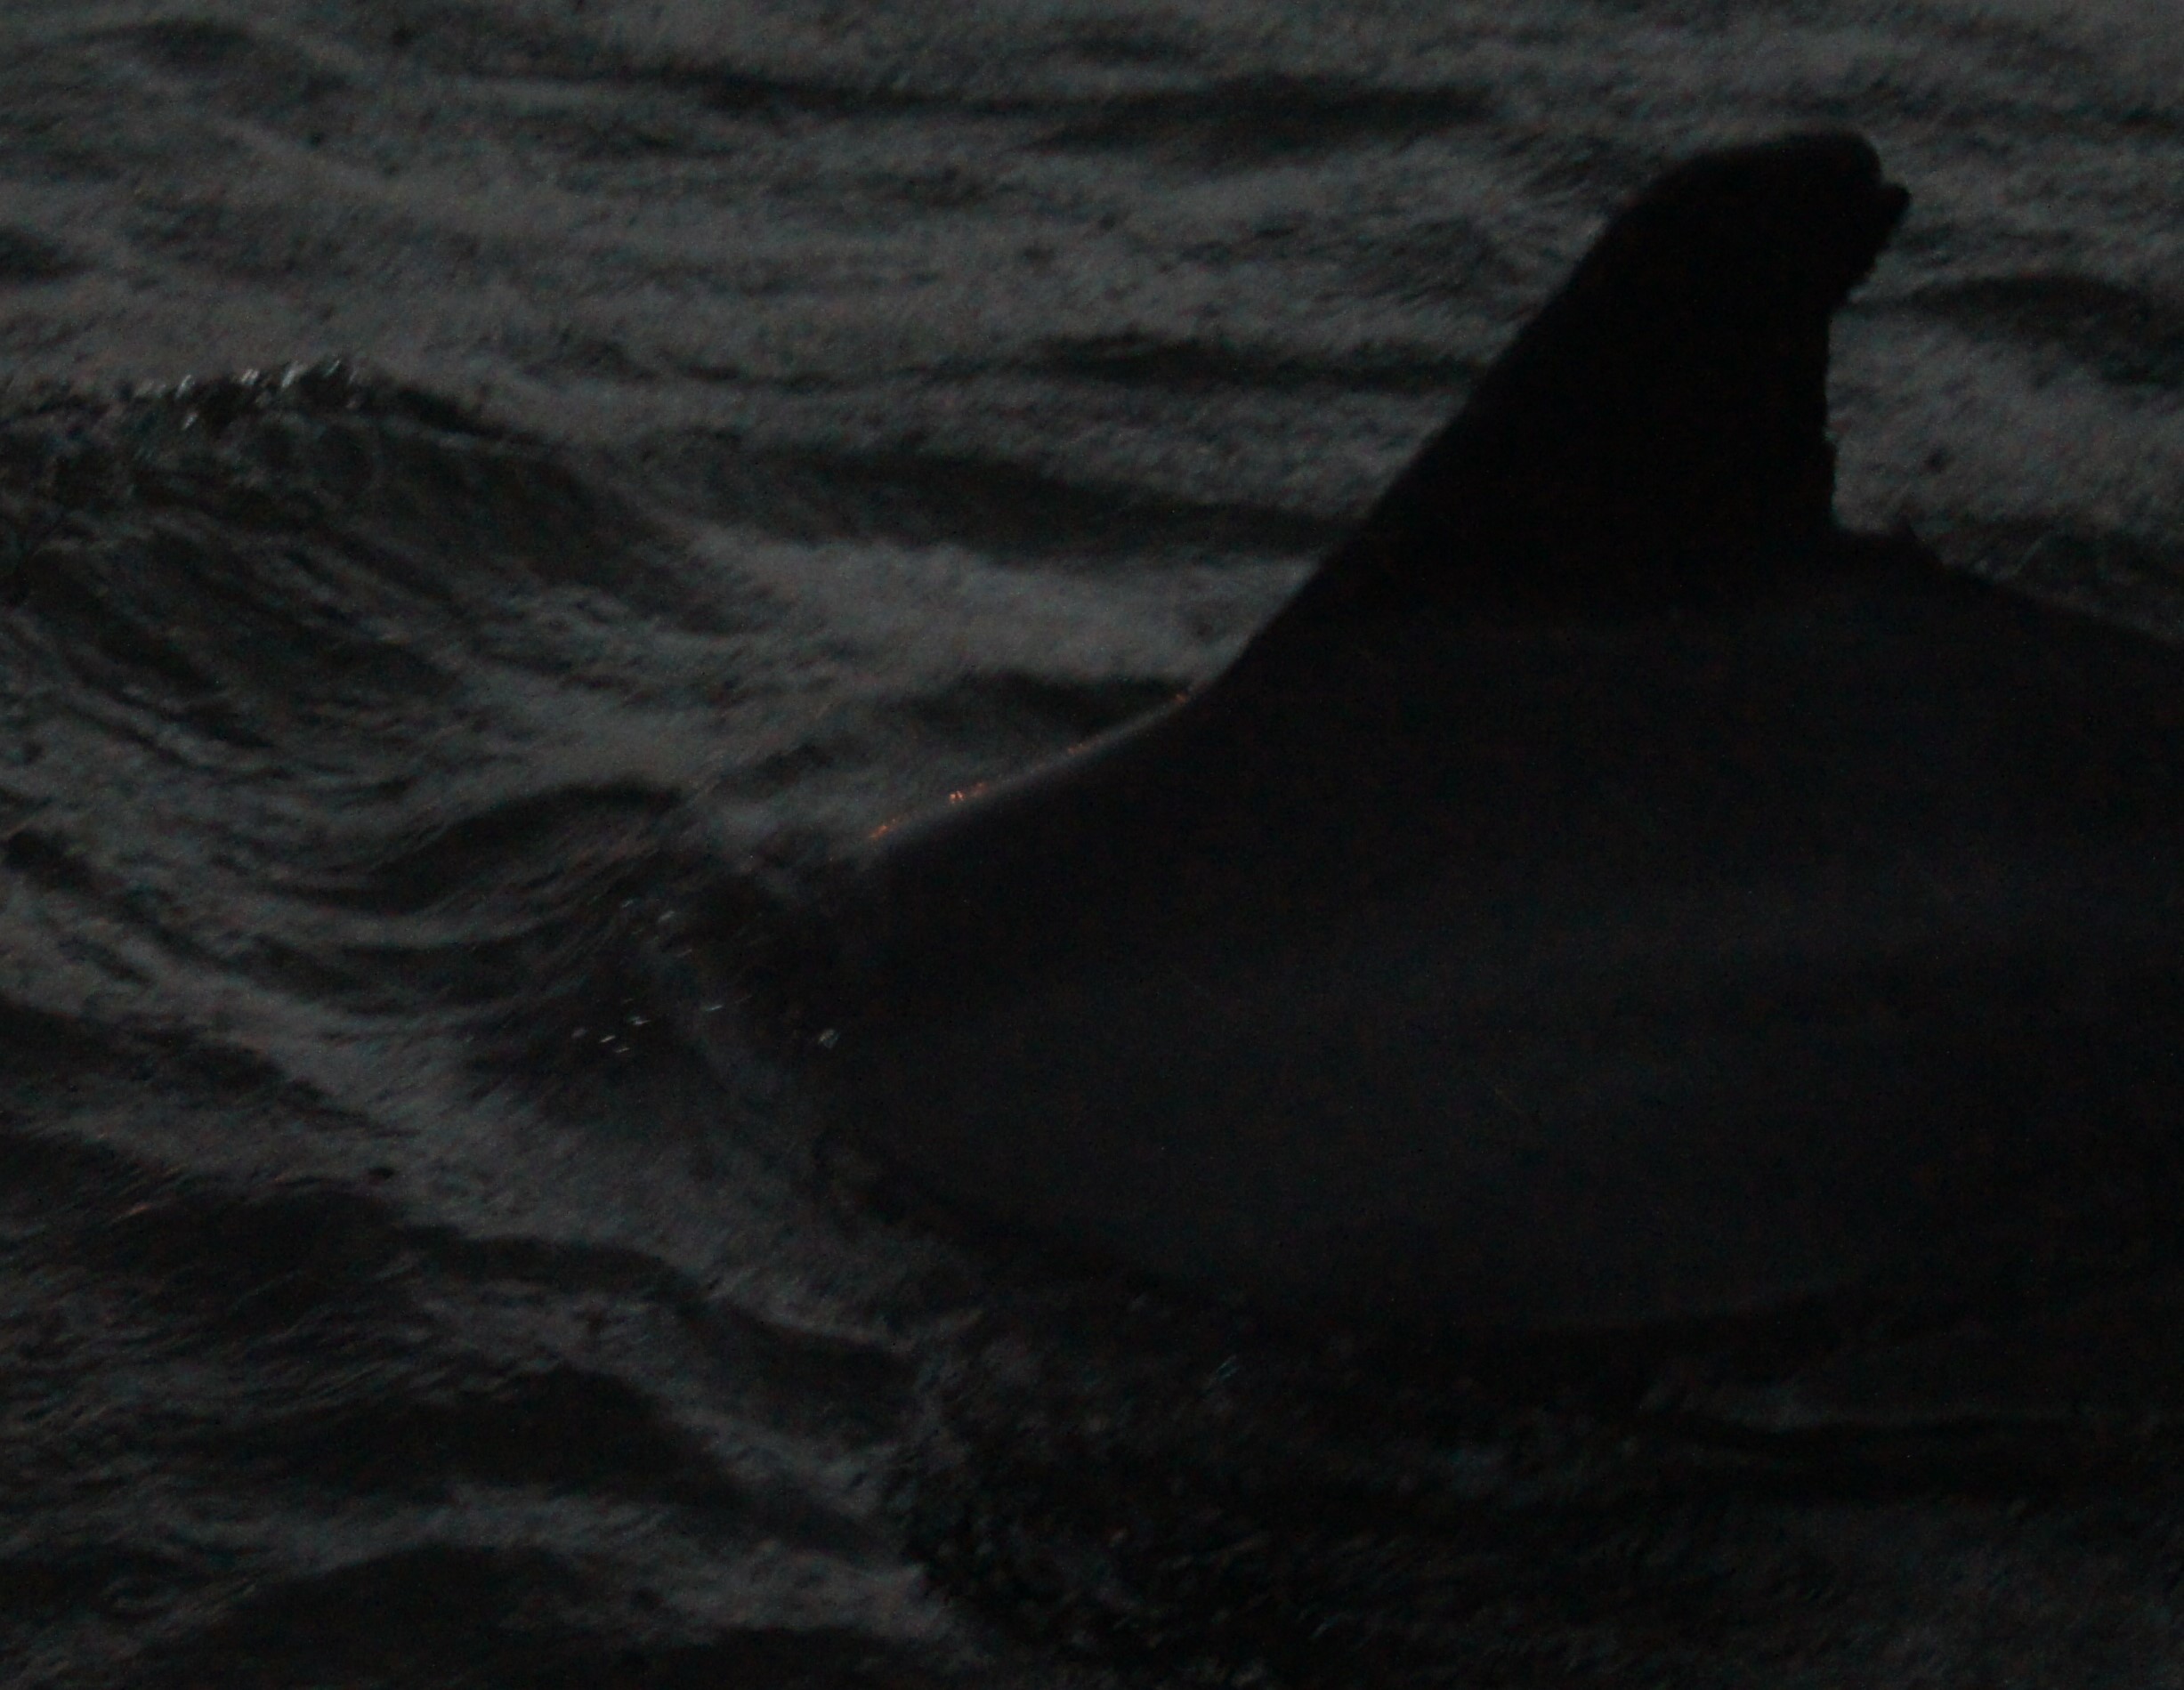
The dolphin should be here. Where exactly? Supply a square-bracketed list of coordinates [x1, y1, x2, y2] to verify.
[766, 133, 2184, 1335]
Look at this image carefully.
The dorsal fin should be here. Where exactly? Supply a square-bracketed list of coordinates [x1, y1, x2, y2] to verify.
[1241, 131, 1908, 659]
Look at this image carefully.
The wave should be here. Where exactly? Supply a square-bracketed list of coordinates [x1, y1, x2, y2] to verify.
[4, 227, 2183, 1686]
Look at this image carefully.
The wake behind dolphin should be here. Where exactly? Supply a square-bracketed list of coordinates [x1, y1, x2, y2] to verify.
[764, 133, 2184, 1335]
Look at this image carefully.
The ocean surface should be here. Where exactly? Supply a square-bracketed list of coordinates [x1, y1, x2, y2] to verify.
[4, 2, 2184, 1684]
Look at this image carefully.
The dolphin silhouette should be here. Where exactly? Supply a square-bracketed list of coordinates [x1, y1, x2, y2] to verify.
[772, 133, 2184, 1335]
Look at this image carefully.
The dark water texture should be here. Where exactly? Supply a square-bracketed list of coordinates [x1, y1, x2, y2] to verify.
[4, 2, 2184, 1686]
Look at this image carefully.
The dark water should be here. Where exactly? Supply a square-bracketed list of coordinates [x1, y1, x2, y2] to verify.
[4, 3, 2184, 1685]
